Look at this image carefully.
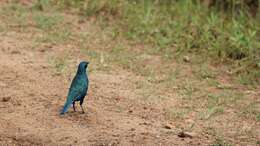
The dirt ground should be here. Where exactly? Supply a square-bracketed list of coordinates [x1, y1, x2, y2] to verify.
[0, 28, 203, 146]
[0, 2, 259, 146]
[0, 29, 200, 146]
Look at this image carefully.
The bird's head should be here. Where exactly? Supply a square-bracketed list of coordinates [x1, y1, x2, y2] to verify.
[77, 61, 89, 73]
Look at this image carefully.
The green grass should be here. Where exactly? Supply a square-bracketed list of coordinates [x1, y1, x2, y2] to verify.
[33, 13, 63, 30]
[165, 107, 190, 121]
[208, 91, 244, 106]
[0, 4, 30, 27]
[60, 0, 259, 86]
[32, 12, 72, 44]
[194, 64, 217, 80]
[48, 55, 69, 74]
[211, 138, 234, 146]
[35, 27, 71, 44]
[8, 0, 257, 85]
[256, 114, 260, 122]
[242, 102, 260, 120]
[201, 106, 224, 120]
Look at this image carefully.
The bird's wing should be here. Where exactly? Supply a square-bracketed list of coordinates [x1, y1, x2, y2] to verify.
[60, 77, 86, 114]
[69, 77, 86, 100]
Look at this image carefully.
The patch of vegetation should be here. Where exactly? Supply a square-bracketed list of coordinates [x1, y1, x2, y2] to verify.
[32, 11, 73, 44]
[0, 3, 29, 27]
[211, 138, 234, 146]
[164, 107, 190, 120]
[256, 114, 260, 121]
[49, 55, 69, 74]
[242, 102, 260, 120]
[201, 106, 224, 120]
[35, 27, 71, 44]
[162, 68, 180, 88]
[3, 0, 259, 86]
[236, 68, 260, 86]
[32, 12, 72, 44]
[32, 0, 50, 11]
[48, 0, 260, 85]
[33, 13, 63, 30]
[193, 64, 217, 80]
[207, 91, 244, 106]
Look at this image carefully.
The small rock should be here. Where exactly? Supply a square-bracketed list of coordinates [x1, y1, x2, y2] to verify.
[78, 19, 85, 24]
[112, 133, 119, 137]
[11, 50, 21, 54]
[257, 62, 260, 68]
[128, 110, 133, 113]
[139, 122, 151, 126]
[177, 131, 194, 138]
[2, 96, 11, 102]
[39, 48, 46, 53]
[41, 65, 48, 69]
[183, 56, 190, 63]
[164, 123, 173, 129]
[130, 128, 135, 131]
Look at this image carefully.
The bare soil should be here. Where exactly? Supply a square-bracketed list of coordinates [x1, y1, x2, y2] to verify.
[0, 30, 202, 146]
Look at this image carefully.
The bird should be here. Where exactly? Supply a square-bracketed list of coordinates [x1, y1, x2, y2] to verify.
[60, 61, 89, 115]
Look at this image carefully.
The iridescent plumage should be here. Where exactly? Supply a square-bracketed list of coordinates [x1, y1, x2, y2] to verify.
[60, 61, 89, 115]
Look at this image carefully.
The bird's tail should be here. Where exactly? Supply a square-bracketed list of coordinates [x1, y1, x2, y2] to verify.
[60, 99, 73, 115]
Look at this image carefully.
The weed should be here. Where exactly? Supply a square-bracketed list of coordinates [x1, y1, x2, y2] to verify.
[256, 114, 260, 121]
[165, 107, 189, 120]
[207, 91, 244, 107]
[201, 106, 224, 120]
[236, 69, 260, 86]
[49, 55, 69, 74]
[35, 26, 71, 44]
[211, 138, 234, 146]
[194, 64, 217, 80]
[242, 102, 260, 120]
[162, 68, 180, 88]
[32, 0, 50, 11]
[33, 13, 63, 30]
[207, 78, 220, 87]
[179, 79, 197, 99]
[0, 4, 29, 26]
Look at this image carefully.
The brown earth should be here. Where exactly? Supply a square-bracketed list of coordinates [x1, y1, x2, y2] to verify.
[0, 17, 199, 146]
[0, 28, 203, 146]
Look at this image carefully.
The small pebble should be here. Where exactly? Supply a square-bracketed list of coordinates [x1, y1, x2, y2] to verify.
[2, 96, 11, 102]
[177, 131, 194, 138]
[183, 56, 190, 63]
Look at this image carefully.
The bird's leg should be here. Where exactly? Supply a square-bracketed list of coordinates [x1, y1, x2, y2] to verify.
[79, 100, 85, 114]
[73, 101, 76, 112]
[80, 104, 85, 114]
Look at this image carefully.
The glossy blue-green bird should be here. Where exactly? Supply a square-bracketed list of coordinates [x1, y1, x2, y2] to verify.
[60, 61, 89, 115]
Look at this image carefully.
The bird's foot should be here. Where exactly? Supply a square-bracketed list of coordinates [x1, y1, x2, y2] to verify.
[80, 105, 85, 114]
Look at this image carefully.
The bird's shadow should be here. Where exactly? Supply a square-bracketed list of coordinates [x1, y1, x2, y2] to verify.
[60, 111, 88, 118]
[59, 108, 97, 125]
